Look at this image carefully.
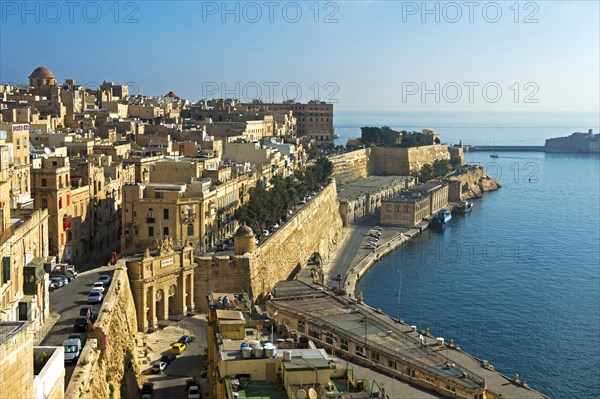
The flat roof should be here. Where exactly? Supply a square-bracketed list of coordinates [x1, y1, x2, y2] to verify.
[337, 175, 413, 201]
[269, 281, 548, 398]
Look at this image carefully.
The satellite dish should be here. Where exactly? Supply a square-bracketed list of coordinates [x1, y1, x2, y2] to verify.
[308, 388, 317, 399]
[296, 389, 307, 399]
[44, 147, 51, 155]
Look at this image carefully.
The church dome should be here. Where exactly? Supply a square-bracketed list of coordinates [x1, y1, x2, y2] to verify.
[29, 66, 56, 79]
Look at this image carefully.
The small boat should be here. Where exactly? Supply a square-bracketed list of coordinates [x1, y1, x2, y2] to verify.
[430, 209, 452, 229]
[452, 200, 474, 214]
[333, 133, 341, 139]
[490, 152, 499, 158]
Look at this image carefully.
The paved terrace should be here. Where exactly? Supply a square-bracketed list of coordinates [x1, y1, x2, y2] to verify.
[268, 281, 549, 399]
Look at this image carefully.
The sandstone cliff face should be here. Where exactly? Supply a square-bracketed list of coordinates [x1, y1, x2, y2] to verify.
[446, 166, 501, 202]
[66, 265, 140, 399]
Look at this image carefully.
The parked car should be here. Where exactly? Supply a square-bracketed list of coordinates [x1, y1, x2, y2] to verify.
[187, 385, 201, 399]
[200, 366, 208, 378]
[140, 382, 154, 399]
[87, 291, 103, 304]
[49, 278, 63, 288]
[63, 337, 82, 364]
[262, 229, 270, 237]
[271, 223, 280, 230]
[151, 361, 167, 373]
[373, 226, 383, 231]
[74, 316, 89, 332]
[170, 343, 187, 354]
[98, 275, 111, 286]
[80, 306, 97, 322]
[51, 271, 73, 282]
[216, 243, 228, 251]
[91, 282, 105, 293]
[178, 335, 195, 345]
[186, 378, 200, 390]
[161, 353, 177, 364]
[51, 275, 69, 286]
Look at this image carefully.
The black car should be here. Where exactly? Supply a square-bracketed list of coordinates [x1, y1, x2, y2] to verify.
[178, 335, 195, 344]
[74, 316, 89, 332]
[79, 306, 98, 322]
[161, 353, 176, 364]
[140, 382, 154, 399]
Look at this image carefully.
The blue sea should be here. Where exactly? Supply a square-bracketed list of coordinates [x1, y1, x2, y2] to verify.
[347, 112, 600, 399]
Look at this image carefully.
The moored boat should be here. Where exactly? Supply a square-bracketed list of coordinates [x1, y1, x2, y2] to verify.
[430, 209, 452, 229]
[452, 200, 474, 214]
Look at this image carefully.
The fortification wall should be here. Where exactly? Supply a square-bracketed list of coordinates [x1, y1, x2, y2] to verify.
[194, 181, 343, 309]
[65, 264, 140, 399]
[445, 166, 501, 202]
[330, 148, 371, 181]
[331, 145, 452, 182]
[194, 255, 252, 312]
[249, 181, 343, 299]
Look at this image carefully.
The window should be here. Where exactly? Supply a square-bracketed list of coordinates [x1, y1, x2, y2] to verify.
[58, 197, 62, 209]
[148, 226, 154, 237]
[16, 138, 20, 150]
[340, 338, 349, 351]
[163, 227, 169, 237]
[41, 198, 47, 208]
[41, 178, 47, 187]
[67, 195, 71, 206]
[187, 224, 194, 236]
[148, 209, 154, 218]
[163, 208, 169, 220]
[388, 360, 397, 369]
[371, 352, 379, 361]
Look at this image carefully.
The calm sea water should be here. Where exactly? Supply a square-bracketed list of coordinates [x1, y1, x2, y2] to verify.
[356, 146, 600, 398]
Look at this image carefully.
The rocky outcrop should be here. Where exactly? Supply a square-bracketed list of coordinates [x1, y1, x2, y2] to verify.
[65, 264, 140, 399]
[445, 166, 501, 202]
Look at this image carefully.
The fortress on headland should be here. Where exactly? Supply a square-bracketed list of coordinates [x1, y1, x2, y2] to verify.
[545, 129, 599, 153]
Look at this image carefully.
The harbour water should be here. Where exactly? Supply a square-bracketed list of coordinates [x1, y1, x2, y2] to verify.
[356, 149, 600, 399]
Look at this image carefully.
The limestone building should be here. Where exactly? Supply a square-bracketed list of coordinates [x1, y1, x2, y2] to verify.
[243, 100, 334, 141]
[127, 240, 196, 331]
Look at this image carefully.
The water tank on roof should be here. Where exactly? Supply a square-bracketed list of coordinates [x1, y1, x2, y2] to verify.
[283, 350, 292, 362]
[241, 347, 252, 359]
[252, 344, 264, 359]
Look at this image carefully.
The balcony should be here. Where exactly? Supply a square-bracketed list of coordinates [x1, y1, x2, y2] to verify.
[146, 217, 155, 223]
[182, 213, 196, 223]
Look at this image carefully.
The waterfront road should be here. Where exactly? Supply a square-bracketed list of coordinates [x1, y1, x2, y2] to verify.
[39, 264, 117, 388]
[324, 215, 410, 294]
[325, 215, 378, 285]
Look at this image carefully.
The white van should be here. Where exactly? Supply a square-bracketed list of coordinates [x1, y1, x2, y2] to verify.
[63, 337, 82, 363]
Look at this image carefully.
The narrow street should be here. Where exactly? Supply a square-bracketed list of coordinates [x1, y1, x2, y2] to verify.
[39, 264, 116, 387]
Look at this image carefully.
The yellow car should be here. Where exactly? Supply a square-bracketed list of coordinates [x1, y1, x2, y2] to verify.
[170, 343, 187, 354]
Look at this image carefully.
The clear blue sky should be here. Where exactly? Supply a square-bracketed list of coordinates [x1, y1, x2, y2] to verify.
[1, 1, 598, 112]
